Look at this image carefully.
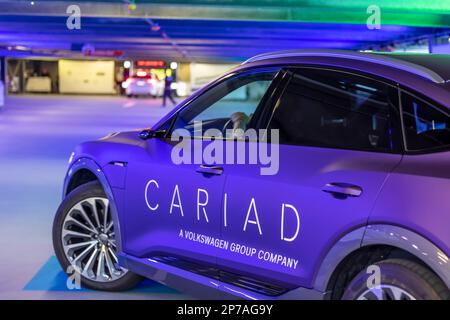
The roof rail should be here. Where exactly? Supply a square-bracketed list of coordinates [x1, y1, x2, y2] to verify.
[243, 49, 445, 84]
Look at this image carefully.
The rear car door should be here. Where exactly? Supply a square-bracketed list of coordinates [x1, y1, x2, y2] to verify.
[216, 67, 403, 296]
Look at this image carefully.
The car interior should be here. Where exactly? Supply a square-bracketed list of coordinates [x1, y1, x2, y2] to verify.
[268, 70, 396, 152]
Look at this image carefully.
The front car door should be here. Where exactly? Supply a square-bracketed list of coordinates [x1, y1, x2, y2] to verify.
[216, 67, 404, 297]
[123, 67, 283, 280]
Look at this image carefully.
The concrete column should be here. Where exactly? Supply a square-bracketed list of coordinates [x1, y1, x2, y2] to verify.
[0, 57, 5, 108]
[21, 60, 26, 94]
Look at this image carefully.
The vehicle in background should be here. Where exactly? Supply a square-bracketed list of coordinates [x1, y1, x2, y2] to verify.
[122, 74, 164, 98]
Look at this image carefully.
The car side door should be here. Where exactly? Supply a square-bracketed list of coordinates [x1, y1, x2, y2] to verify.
[216, 67, 404, 297]
[122, 67, 283, 282]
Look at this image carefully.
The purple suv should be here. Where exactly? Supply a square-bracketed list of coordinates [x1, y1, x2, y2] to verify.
[53, 50, 450, 300]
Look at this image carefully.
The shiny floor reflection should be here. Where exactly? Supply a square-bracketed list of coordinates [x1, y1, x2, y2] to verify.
[0, 94, 188, 299]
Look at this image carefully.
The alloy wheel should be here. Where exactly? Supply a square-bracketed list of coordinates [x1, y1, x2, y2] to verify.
[357, 285, 416, 300]
[61, 197, 127, 282]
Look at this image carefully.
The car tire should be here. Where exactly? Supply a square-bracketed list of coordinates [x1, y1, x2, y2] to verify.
[53, 181, 142, 291]
[341, 258, 450, 300]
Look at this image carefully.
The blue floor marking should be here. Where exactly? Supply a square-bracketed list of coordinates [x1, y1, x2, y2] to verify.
[24, 256, 178, 294]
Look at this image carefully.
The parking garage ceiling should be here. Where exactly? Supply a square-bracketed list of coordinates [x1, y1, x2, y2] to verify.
[0, 0, 449, 62]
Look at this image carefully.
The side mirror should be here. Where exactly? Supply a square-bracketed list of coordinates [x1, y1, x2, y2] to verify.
[139, 129, 166, 140]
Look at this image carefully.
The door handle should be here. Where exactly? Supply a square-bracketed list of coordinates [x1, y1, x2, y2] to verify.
[196, 164, 224, 175]
[322, 182, 363, 198]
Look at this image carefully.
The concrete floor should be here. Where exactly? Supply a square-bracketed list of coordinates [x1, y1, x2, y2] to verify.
[0, 94, 189, 299]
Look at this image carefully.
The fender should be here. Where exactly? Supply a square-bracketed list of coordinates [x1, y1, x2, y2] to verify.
[63, 157, 124, 254]
[312, 225, 450, 294]
[313, 227, 366, 293]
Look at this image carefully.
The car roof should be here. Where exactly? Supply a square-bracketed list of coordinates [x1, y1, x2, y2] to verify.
[152, 51, 450, 130]
[242, 49, 450, 85]
[381, 53, 450, 82]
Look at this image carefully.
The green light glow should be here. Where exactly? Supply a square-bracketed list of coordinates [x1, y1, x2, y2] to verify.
[129, 0, 450, 27]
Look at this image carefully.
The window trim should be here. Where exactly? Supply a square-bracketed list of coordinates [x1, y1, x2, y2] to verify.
[263, 65, 404, 154]
[163, 66, 287, 141]
[399, 87, 450, 155]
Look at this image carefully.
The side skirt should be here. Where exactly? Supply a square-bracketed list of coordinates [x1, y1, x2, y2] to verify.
[119, 253, 325, 300]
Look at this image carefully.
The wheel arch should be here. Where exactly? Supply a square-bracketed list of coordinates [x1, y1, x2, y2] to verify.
[63, 157, 123, 253]
[313, 225, 450, 299]
[65, 168, 99, 196]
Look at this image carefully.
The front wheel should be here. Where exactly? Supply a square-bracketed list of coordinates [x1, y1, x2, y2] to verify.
[342, 259, 450, 300]
[52, 181, 142, 291]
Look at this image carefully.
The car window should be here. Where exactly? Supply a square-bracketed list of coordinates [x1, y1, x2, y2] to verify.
[171, 70, 279, 138]
[267, 68, 401, 152]
[401, 92, 450, 151]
